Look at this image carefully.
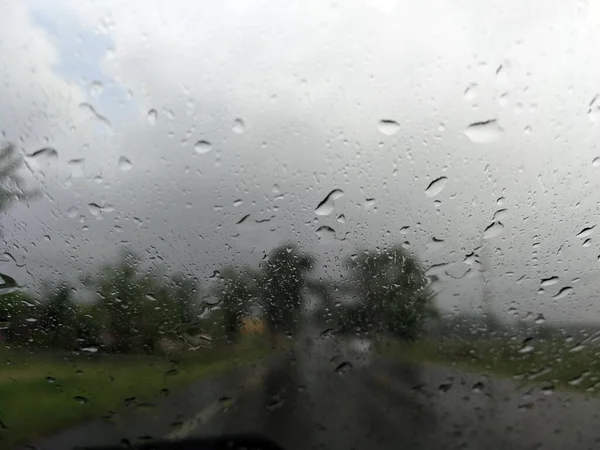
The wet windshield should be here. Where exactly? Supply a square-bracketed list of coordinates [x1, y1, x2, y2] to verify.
[2, 1, 600, 449]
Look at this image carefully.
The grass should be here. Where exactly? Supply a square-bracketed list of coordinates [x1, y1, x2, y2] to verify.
[0, 335, 271, 450]
[378, 337, 600, 394]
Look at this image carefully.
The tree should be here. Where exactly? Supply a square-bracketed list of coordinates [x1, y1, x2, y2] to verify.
[216, 267, 256, 342]
[344, 245, 435, 341]
[0, 143, 39, 213]
[259, 244, 314, 337]
[0, 290, 39, 345]
[38, 282, 79, 349]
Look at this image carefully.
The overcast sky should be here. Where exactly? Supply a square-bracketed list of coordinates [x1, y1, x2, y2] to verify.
[2, 0, 600, 322]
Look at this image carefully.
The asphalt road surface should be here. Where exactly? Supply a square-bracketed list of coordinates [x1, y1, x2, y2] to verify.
[26, 334, 600, 450]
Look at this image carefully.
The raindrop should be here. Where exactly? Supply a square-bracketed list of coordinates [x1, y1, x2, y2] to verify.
[194, 140, 212, 154]
[74, 396, 89, 404]
[534, 314, 546, 324]
[471, 381, 484, 393]
[593, 157, 600, 168]
[589, 95, 600, 123]
[26, 147, 58, 162]
[463, 83, 477, 101]
[400, 226, 410, 234]
[232, 118, 245, 134]
[519, 343, 534, 354]
[89, 80, 103, 97]
[492, 209, 508, 222]
[337, 214, 346, 224]
[316, 225, 336, 242]
[79, 102, 111, 128]
[118, 156, 132, 172]
[497, 197, 505, 206]
[233, 199, 243, 207]
[583, 238, 592, 247]
[551, 286, 573, 300]
[540, 384, 554, 396]
[236, 214, 251, 225]
[314, 189, 344, 216]
[438, 383, 452, 392]
[377, 120, 400, 136]
[364, 198, 376, 210]
[464, 119, 503, 143]
[483, 222, 504, 239]
[576, 226, 595, 238]
[425, 177, 447, 197]
[25, 317, 38, 323]
[335, 361, 352, 375]
[540, 276, 559, 287]
[147, 109, 158, 125]
[46, 376, 56, 383]
[81, 346, 99, 353]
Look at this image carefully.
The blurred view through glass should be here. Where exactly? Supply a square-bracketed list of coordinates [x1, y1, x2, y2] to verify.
[2, 1, 600, 449]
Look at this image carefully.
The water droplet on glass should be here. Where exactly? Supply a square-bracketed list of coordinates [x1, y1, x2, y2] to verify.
[551, 286, 573, 300]
[534, 314, 546, 324]
[46, 376, 56, 383]
[194, 140, 212, 155]
[233, 199, 243, 207]
[378, 120, 400, 136]
[589, 95, 600, 123]
[540, 276, 559, 287]
[314, 189, 344, 216]
[79, 102, 111, 129]
[118, 156, 132, 172]
[232, 118, 245, 134]
[471, 381, 484, 393]
[81, 346, 99, 353]
[74, 396, 89, 404]
[583, 238, 592, 247]
[337, 214, 346, 224]
[425, 176, 448, 198]
[438, 383, 452, 392]
[483, 222, 504, 240]
[335, 361, 352, 375]
[465, 120, 503, 143]
[540, 384, 554, 396]
[463, 83, 477, 101]
[316, 225, 336, 242]
[27, 147, 58, 163]
[148, 109, 158, 125]
[576, 226, 595, 238]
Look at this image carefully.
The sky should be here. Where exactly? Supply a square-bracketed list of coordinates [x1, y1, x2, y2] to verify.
[2, 0, 600, 322]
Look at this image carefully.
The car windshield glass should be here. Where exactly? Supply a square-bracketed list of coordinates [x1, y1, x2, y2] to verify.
[2, 1, 600, 450]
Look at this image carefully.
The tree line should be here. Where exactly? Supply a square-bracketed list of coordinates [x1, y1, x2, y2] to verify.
[0, 243, 435, 353]
[0, 142, 436, 353]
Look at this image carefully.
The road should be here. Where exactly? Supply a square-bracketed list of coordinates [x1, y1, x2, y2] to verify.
[26, 333, 600, 450]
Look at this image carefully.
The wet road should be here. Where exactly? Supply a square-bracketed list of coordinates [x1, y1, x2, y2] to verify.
[27, 335, 600, 450]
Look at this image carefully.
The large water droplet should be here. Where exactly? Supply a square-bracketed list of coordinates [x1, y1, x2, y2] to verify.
[577, 226, 595, 238]
[118, 156, 132, 172]
[232, 118, 245, 134]
[79, 102, 111, 129]
[316, 225, 336, 242]
[148, 109, 158, 125]
[314, 189, 344, 216]
[465, 120, 503, 143]
[194, 140, 212, 155]
[335, 361, 352, 375]
[540, 276, 559, 287]
[377, 120, 400, 136]
[27, 147, 58, 162]
[483, 222, 504, 239]
[425, 176, 447, 197]
[551, 286, 573, 300]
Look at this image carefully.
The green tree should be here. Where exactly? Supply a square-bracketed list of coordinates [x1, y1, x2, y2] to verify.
[38, 282, 79, 349]
[259, 244, 314, 337]
[345, 245, 435, 341]
[216, 267, 255, 342]
[0, 290, 39, 345]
